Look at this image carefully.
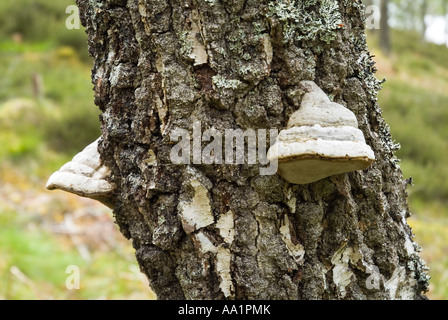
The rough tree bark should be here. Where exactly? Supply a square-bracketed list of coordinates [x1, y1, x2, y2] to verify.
[75, 0, 429, 299]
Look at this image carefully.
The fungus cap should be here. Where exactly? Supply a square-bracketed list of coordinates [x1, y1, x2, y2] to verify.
[46, 138, 115, 207]
[267, 81, 375, 185]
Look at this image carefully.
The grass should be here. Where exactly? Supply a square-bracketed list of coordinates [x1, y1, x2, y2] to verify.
[0, 209, 82, 299]
[0, 207, 155, 300]
[0, 164, 156, 300]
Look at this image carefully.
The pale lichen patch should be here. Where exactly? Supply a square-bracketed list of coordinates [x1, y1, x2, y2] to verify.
[155, 95, 168, 133]
[386, 252, 429, 299]
[285, 188, 297, 213]
[179, 179, 214, 234]
[143, 149, 157, 166]
[385, 267, 407, 299]
[212, 75, 243, 90]
[331, 244, 356, 298]
[194, 231, 218, 254]
[192, 231, 234, 298]
[155, 55, 164, 74]
[216, 210, 235, 245]
[186, 10, 208, 66]
[137, 0, 151, 35]
[217, 247, 234, 298]
[262, 34, 273, 72]
[280, 215, 304, 265]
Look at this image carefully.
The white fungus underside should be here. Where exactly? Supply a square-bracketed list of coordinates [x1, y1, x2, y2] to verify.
[46, 171, 115, 197]
[46, 138, 115, 197]
[267, 125, 375, 184]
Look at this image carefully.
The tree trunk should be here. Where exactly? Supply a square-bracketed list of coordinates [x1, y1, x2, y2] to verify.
[420, 0, 427, 42]
[408, 0, 416, 31]
[380, 0, 391, 54]
[75, 0, 429, 300]
[444, 0, 448, 45]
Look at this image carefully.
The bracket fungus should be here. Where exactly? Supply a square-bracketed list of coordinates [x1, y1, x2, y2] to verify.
[46, 138, 116, 208]
[267, 81, 375, 185]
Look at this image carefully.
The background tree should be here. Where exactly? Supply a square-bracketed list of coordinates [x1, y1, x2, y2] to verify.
[391, 0, 417, 31]
[75, 0, 429, 300]
[380, 0, 391, 54]
[388, 0, 447, 43]
[445, 0, 448, 43]
[364, 0, 374, 8]
[420, 0, 428, 41]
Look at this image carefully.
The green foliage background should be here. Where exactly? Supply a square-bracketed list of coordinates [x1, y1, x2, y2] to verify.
[0, 0, 155, 300]
[0, 0, 446, 299]
[367, 28, 448, 299]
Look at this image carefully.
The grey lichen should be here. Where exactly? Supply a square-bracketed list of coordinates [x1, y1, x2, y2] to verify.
[178, 31, 193, 58]
[408, 254, 431, 293]
[267, 0, 342, 44]
[212, 75, 243, 90]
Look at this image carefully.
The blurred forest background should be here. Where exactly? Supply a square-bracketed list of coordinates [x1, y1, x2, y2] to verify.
[0, 0, 447, 299]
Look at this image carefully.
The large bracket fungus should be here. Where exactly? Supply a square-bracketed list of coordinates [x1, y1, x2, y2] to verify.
[46, 138, 116, 208]
[268, 81, 375, 185]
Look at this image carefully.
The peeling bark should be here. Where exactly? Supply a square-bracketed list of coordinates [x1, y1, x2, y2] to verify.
[76, 0, 429, 300]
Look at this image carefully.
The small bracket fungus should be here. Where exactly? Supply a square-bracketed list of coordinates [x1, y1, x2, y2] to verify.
[46, 138, 116, 208]
[267, 81, 375, 185]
